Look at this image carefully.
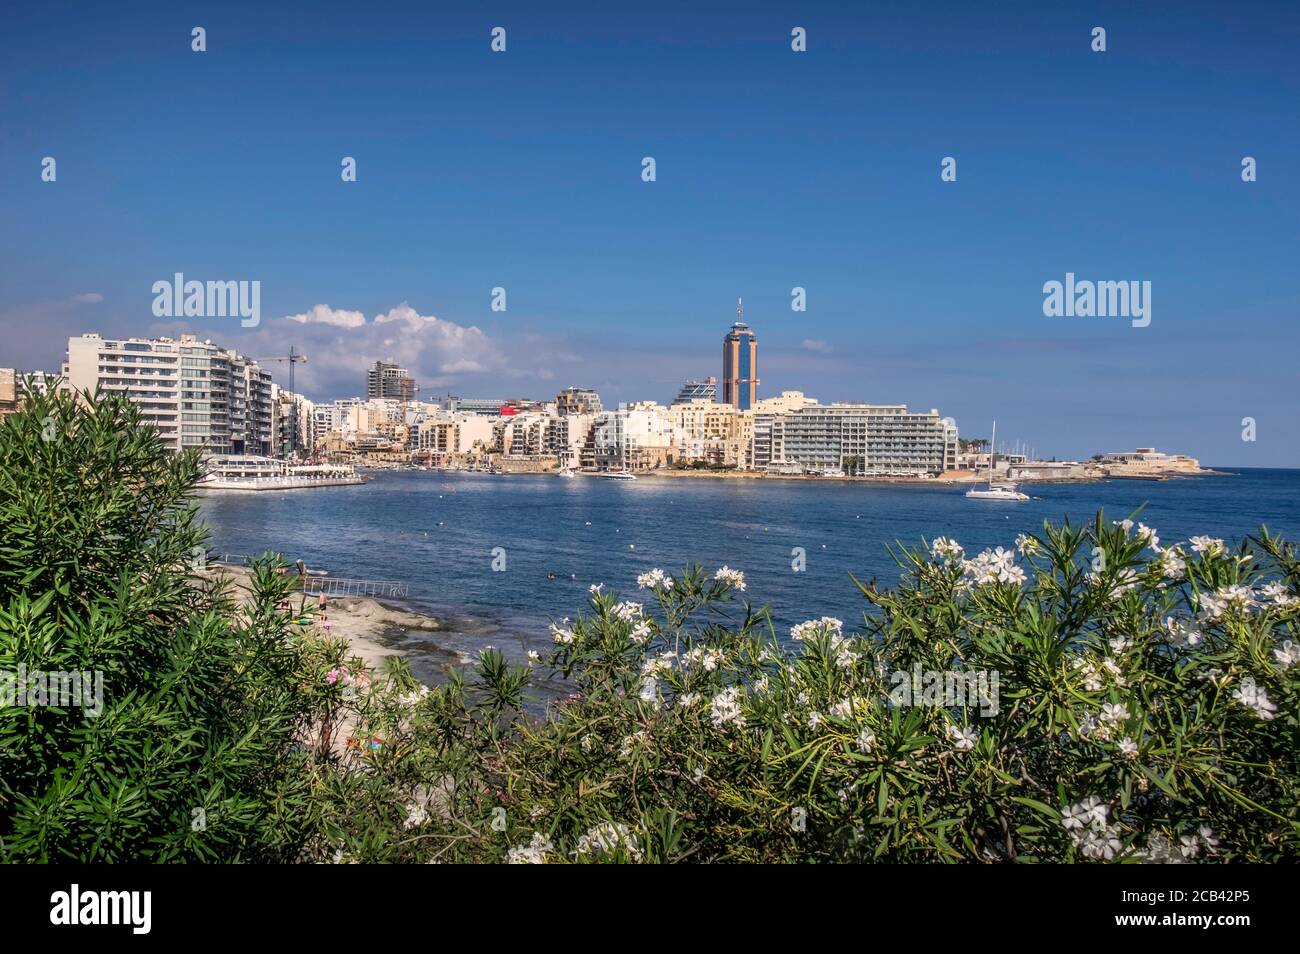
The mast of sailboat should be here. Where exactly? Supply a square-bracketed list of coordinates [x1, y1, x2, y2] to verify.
[988, 420, 997, 488]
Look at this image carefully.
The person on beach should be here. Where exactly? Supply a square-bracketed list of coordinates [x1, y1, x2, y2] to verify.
[318, 590, 328, 620]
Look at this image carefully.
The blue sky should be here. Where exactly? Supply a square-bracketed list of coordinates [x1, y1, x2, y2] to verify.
[1, 0, 1297, 464]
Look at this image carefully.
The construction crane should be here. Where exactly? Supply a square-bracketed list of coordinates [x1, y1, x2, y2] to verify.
[252, 347, 307, 456]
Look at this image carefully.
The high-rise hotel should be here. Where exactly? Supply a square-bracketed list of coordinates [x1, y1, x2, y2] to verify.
[722, 299, 758, 410]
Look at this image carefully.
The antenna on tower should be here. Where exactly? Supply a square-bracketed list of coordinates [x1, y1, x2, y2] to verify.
[737, 297, 743, 323]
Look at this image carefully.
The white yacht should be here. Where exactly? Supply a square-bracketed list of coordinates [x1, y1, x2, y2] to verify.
[600, 470, 637, 481]
[966, 484, 1029, 501]
[966, 422, 1029, 501]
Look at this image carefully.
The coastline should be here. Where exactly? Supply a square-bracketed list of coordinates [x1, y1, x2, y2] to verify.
[564, 469, 1221, 485]
[207, 563, 446, 675]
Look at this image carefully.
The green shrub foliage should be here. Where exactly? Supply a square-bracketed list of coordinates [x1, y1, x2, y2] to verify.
[3, 388, 1296, 862]
[0, 387, 341, 861]
[320, 525, 1299, 863]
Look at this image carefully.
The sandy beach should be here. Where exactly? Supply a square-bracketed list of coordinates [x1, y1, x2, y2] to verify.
[207, 563, 445, 673]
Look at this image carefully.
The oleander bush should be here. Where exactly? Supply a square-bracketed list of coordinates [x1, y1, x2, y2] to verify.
[0, 386, 338, 862]
[3, 387, 1297, 863]
[318, 521, 1299, 863]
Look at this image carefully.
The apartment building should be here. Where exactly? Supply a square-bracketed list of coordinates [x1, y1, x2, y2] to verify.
[768, 404, 958, 476]
[669, 399, 752, 467]
[750, 390, 819, 471]
[0, 368, 17, 420]
[672, 377, 717, 405]
[416, 412, 495, 462]
[555, 386, 603, 417]
[591, 402, 676, 471]
[63, 333, 274, 455]
[366, 361, 416, 401]
[274, 387, 315, 457]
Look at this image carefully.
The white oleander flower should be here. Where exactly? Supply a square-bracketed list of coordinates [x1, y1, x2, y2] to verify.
[856, 727, 876, 753]
[629, 620, 653, 644]
[1061, 796, 1108, 832]
[610, 600, 643, 622]
[946, 724, 978, 752]
[1015, 533, 1040, 556]
[790, 617, 843, 641]
[1073, 657, 1105, 692]
[1113, 518, 1134, 532]
[807, 710, 824, 729]
[1197, 825, 1219, 854]
[636, 568, 673, 590]
[1155, 546, 1186, 579]
[640, 655, 674, 678]
[1232, 677, 1277, 721]
[638, 678, 660, 707]
[713, 566, 747, 591]
[1075, 825, 1123, 861]
[1136, 523, 1159, 549]
[930, 537, 964, 561]
[834, 646, 860, 668]
[1117, 737, 1139, 759]
[588, 583, 604, 593]
[830, 697, 863, 722]
[1164, 616, 1203, 648]
[1100, 702, 1130, 727]
[619, 730, 649, 757]
[399, 685, 430, 708]
[506, 832, 554, 864]
[1273, 639, 1300, 671]
[710, 686, 745, 729]
[960, 547, 1026, 587]
[1087, 567, 1139, 599]
[1189, 535, 1225, 556]
[526, 650, 540, 665]
[678, 692, 699, 707]
[550, 618, 576, 645]
[574, 822, 641, 861]
[1257, 581, 1299, 608]
[1138, 833, 1185, 864]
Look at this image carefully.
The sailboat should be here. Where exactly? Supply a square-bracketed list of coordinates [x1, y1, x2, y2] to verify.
[966, 421, 1029, 501]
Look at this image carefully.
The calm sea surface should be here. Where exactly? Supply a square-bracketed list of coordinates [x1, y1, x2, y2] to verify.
[198, 468, 1300, 663]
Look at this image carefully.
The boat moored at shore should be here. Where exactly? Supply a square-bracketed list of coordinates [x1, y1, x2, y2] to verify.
[198, 455, 369, 491]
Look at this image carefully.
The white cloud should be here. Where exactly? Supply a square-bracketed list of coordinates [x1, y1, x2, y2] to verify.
[70, 293, 103, 304]
[283, 304, 365, 328]
[801, 339, 831, 353]
[250, 302, 510, 398]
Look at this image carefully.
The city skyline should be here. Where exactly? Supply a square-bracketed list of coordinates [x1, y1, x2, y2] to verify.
[2, 1, 1297, 465]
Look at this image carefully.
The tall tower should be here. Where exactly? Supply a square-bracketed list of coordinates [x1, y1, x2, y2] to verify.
[721, 298, 758, 410]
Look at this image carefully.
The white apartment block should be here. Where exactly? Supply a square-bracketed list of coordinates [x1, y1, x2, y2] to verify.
[670, 399, 752, 467]
[416, 412, 495, 460]
[63, 333, 273, 455]
[500, 411, 594, 467]
[768, 403, 958, 476]
[273, 387, 315, 457]
[590, 402, 676, 471]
